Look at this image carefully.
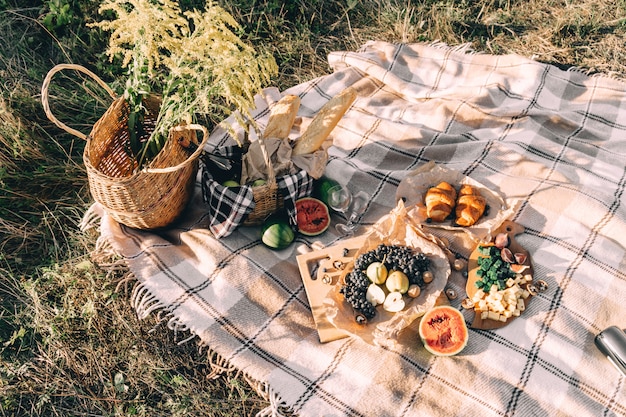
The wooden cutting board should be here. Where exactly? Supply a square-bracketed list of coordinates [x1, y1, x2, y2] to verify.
[296, 236, 451, 343]
[296, 236, 366, 343]
[466, 220, 534, 330]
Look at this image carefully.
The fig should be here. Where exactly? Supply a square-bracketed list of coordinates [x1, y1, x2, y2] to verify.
[494, 233, 510, 249]
[501, 247, 515, 263]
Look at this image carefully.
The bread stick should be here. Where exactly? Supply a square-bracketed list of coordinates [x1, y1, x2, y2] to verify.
[293, 87, 357, 155]
[263, 94, 301, 139]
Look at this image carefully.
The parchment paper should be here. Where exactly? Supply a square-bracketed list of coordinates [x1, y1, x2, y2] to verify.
[320, 201, 451, 347]
[396, 161, 521, 243]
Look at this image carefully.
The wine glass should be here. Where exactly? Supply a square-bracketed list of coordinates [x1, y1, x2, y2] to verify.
[327, 185, 370, 236]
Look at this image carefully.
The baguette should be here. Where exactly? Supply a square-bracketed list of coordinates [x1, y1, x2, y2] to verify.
[292, 87, 357, 155]
[455, 184, 486, 226]
[263, 94, 301, 140]
[425, 181, 457, 222]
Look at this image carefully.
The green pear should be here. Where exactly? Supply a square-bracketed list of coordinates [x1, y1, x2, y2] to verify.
[366, 262, 388, 284]
[385, 270, 409, 294]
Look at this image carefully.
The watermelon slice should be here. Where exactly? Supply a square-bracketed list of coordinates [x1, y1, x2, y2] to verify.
[295, 197, 330, 236]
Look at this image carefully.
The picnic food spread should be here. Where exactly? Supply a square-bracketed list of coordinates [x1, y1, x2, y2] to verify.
[87, 41, 626, 417]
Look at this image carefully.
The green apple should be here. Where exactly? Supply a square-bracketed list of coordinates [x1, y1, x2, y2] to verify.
[365, 284, 386, 307]
[366, 262, 388, 284]
[222, 180, 240, 187]
[252, 179, 267, 187]
[385, 270, 409, 294]
[383, 291, 405, 312]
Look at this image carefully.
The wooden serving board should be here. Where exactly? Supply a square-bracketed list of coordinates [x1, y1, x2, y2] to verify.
[296, 236, 367, 343]
[466, 220, 534, 330]
[297, 236, 453, 343]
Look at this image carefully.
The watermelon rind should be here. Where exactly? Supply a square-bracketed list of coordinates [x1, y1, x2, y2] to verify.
[261, 216, 295, 250]
[313, 177, 340, 206]
[418, 305, 469, 356]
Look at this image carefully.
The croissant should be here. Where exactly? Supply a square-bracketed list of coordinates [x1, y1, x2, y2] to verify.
[425, 181, 457, 222]
[455, 184, 487, 227]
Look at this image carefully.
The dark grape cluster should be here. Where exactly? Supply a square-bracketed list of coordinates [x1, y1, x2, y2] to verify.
[353, 244, 430, 286]
[340, 269, 376, 320]
[340, 244, 431, 322]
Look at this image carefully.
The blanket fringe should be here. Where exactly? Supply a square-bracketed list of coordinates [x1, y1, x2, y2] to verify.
[79, 203, 296, 416]
[246, 377, 294, 417]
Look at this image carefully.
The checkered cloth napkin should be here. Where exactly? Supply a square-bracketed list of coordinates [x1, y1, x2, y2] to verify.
[95, 41, 626, 416]
[199, 146, 313, 238]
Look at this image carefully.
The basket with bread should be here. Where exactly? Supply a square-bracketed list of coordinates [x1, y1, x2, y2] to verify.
[200, 87, 357, 238]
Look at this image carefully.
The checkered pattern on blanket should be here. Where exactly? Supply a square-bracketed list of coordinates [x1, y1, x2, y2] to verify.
[97, 41, 626, 416]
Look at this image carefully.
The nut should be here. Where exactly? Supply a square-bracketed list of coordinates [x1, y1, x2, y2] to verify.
[461, 298, 475, 309]
[535, 279, 548, 292]
[453, 259, 466, 271]
[526, 283, 538, 296]
[407, 284, 421, 298]
[445, 288, 458, 300]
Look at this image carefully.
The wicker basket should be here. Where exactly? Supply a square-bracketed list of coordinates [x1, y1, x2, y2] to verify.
[242, 137, 283, 226]
[41, 64, 208, 230]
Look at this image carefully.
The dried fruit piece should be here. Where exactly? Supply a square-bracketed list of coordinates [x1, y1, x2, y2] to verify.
[446, 288, 458, 300]
[453, 258, 466, 271]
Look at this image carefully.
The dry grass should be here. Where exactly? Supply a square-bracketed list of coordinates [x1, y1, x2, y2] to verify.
[1, 0, 626, 416]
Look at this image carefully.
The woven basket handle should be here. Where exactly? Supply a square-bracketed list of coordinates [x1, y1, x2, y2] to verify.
[144, 124, 209, 174]
[41, 63, 117, 140]
[256, 135, 277, 186]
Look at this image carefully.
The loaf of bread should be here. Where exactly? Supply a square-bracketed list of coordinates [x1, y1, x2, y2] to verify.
[455, 184, 487, 226]
[425, 181, 457, 222]
[292, 87, 357, 155]
[263, 94, 301, 140]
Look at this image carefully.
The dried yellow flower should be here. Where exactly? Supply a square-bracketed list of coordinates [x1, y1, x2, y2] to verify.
[90, 0, 277, 169]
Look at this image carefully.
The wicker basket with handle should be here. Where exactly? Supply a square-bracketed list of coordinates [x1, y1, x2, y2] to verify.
[242, 136, 283, 226]
[41, 63, 208, 230]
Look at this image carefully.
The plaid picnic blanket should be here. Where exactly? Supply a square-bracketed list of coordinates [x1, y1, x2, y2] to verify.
[93, 41, 626, 416]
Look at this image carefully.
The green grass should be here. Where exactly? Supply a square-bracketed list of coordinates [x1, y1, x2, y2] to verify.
[1, 0, 626, 415]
